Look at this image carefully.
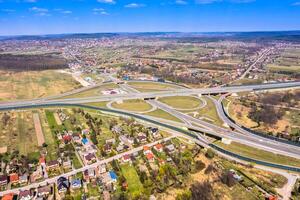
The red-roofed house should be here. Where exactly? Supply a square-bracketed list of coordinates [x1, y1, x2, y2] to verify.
[9, 173, 19, 185]
[1, 193, 14, 200]
[154, 143, 163, 153]
[143, 146, 151, 155]
[122, 154, 131, 163]
[146, 153, 155, 162]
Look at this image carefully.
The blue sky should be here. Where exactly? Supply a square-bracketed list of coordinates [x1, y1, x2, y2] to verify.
[0, 0, 300, 35]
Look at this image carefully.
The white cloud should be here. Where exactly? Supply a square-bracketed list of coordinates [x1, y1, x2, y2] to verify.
[195, 0, 255, 4]
[1, 9, 16, 13]
[30, 6, 48, 12]
[24, 0, 37, 2]
[292, 2, 300, 6]
[175, 0, 188, 5]
[29, 6, 50, 16]
[125, 3, 145, 8]
[93, 8, 109, 15]
[97, 0, 115, 4]
[61, 10, 72, 14]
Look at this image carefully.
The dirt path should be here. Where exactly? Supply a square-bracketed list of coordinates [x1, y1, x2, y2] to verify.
[53, 112, 62, 125]
[33, 113, 45, 147]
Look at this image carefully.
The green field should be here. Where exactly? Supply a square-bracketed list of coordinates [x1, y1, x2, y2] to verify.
[215, 141, 300, 167]
[121, 164, 144, 198]
[111, 99, 153, 112]
[59, 83, 119, 99]
[127, 82, 182, 92]
[196, 97, 224, 126]
[267, 64, 300, 73]
[159, 96, 202, 110]
[83, 101, 108, 108]
[145, 109, 183, 123]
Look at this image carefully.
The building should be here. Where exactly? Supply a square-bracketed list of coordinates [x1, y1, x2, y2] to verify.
[0, 175, 8, 187]
[146, 153, 155, 162]
[9, 173, 19, 185]
[1, 193, 14, 200]
[37, 185, 51, 197]
[122, 154, 131, 163]
[19, 174, 28, 185]
[165, 144, 175, 153]
[71, 179, 82, 189]
[47, 160, 59, 171]
[57, 177, 69, 193]
[84, 153, 97, 165]
[154, 144, 163, 153]
[18, 190, 33, 200]
[143, 146, 151, 155]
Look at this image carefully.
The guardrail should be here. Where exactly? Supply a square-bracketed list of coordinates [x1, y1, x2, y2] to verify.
[2, 103, 300, 172]
[210, 144, 300, 172]
[220, 102, 300, 147]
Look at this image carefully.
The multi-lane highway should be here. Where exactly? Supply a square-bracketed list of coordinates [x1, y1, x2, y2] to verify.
[0, 81, 299, 110]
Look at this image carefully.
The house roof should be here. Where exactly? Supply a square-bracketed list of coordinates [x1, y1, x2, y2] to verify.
[143, 146, 150, 151]
[146, 153, 154, 160]
[1, 193, 14, 200]
[39, 157, 46, 165]
[9, 173, 19, 182]
[155, 143, 163, 150]
[19, 190, 31, 198]
[0, 175, 7, 182]
[123, 154, 130, 160]
[82, 138, 89, 145]
[38, 185, 51, 194]
[47, 160, 59, 166]
[85, 153, 96, 161]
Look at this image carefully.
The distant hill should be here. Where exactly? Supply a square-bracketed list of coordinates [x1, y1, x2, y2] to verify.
[1, 31, 300, 42]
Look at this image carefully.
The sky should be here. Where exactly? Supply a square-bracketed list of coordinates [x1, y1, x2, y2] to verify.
[0, 0, 300, 35]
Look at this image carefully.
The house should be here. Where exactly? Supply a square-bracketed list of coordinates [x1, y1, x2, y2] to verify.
[39, 157, 46, 166]
[111, 125, 122, 134]
[143, 146, 151, 155]
[84, 168, 96, 182]
[47, 160, 59, 171]
[146, 153, 155, 162]
[103, 190, 111, 200]
[37, 185, 51, 197]
[9, 173, 19, 185]
[104, 143, 112, 153]
[116, 145, 124, 152]
[63, 159, 72, 170]
[165, 144, 175, 153]
[1, 193, 14, 200]
[137, 134, 147, 143]
[81, 129, 90, 135]
[19, 174, 28, 185]
[122, 154, 131, 163]
[106, 138, 116, 145]
[154, 143, 163, 153]
[71, 179, 82, 189]
[18, 190, 32, 200]
[100, 171, 117, 186]
[63, 135, 72, 144]
[30, 166, 43, 182]
[0, 175, 8, 187]
[98, 164, 106, 174]
[57, 176, 69, 193]
[84, 153, 96, 165]
[72, 133, 81, 144]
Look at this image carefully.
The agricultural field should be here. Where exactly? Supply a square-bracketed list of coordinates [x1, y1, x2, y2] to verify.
[111, 99, 153, 112]
[158, 96, 202, 110]
[267, 47, 300, 73]
[215, 141, 300, 167]
[0, 70, 81, 101]
[0, 111, 39, 158]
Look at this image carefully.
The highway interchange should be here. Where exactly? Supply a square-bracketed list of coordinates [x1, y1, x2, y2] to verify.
[0, 78, 300, 197]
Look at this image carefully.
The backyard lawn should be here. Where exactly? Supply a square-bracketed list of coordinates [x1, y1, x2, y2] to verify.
[121, 164, 144, 198]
